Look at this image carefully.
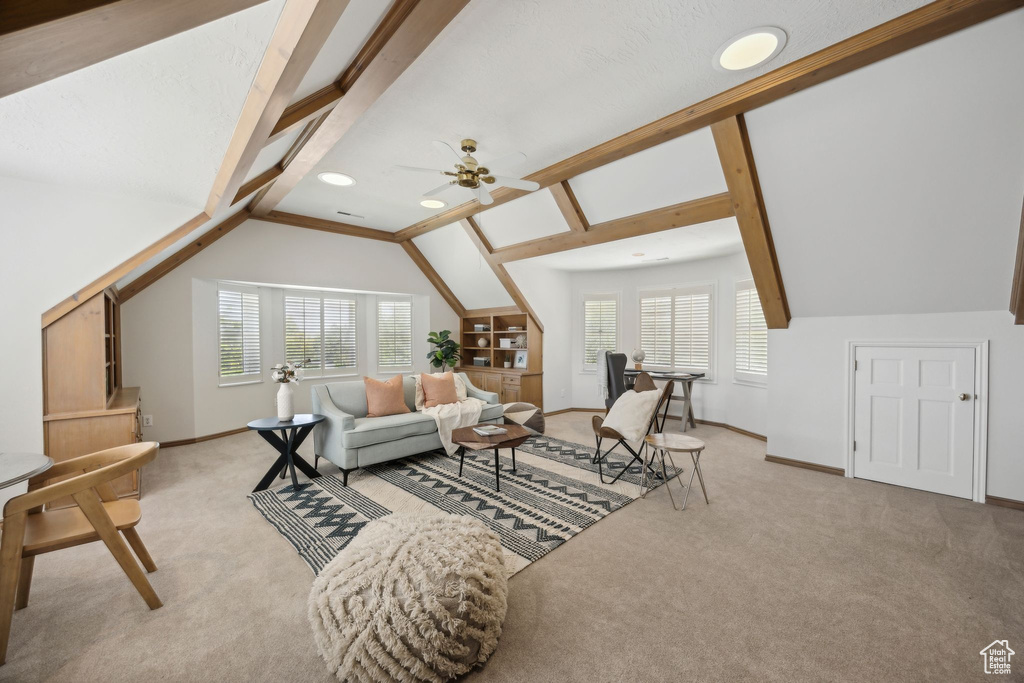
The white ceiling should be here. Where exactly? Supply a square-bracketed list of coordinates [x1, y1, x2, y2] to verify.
[291, 0, 393, 103]
[412, 223, 514, 309]
[568, 127, 727, 224]
[275, 0, 931, 231]
[746, 9, 1024, 317]
[0, 0, 285, 208]
[523, 217, 743, 272]
[244, 128, 301, 184]
[476, 190, 571, 249]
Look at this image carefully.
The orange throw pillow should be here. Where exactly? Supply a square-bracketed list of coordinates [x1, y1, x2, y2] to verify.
[364, 375, 410, 417]
[421, 372, 458, 408]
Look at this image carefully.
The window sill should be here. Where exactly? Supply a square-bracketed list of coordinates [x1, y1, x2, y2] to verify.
[218, 378, 263, 388]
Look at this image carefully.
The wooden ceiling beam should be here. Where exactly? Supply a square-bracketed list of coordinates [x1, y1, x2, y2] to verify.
[264, 83, 344, 145]
[394, 0, 1024, 241]
[1010, 195, 1024, 324]
[42, 212, 211, 327]
[461, 218, 543, 332]
[119, 210, 251, 302]
[400, 241, 466, 318]
[205, 0, 350, 216]
[250, 0, 468, 216]
[258, 210, 398, 242]
[232, 165, 284, 206]
[0, 0, 266, 98]
[262, 0, 421, 147]
[491, 193, 733, 264]
[711, 115, 789, 329]
[550, 181, 589, 233]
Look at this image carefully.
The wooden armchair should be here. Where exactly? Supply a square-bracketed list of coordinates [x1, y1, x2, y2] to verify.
[591, 375, 673, 485]
[0, 442, 161, 665]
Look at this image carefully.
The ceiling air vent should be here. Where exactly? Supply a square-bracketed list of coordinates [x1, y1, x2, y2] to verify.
[337, 210, 365, 219]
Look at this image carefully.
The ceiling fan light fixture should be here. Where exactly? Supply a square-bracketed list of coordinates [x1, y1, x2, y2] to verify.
[420, 199, 446, 209]
[318, 171, 355, 186]
[714, 27, 786, 71]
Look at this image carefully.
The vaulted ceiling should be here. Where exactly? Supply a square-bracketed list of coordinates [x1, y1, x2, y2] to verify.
[4, 0, 1022, 325]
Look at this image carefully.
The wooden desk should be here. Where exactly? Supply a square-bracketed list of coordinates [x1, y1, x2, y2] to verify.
[625, 370, 703, 431]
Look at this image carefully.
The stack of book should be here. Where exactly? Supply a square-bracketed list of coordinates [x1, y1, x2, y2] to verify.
[473, 425, 507, 436]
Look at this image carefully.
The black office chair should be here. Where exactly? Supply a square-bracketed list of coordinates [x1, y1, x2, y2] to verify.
[605, 352, 628, 411]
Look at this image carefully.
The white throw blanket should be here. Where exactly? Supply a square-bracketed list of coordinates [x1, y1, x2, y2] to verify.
[421, 397, 487, 455]
[596, 349, 610, 400]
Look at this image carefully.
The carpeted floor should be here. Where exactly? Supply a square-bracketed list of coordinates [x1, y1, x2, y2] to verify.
[1, 413, 1022, 682]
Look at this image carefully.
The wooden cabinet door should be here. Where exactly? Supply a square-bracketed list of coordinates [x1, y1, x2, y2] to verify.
[502, 385, 520, 403]
[44, 413, 138, 508]
[464, 371, 483, 390]
[483, 373, 502, 396]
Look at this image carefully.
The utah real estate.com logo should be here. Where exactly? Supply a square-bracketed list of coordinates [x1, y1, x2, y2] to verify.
[980, 640, 1014, 675]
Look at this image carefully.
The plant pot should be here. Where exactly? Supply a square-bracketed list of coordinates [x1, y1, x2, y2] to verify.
[277, 382, 295, 421]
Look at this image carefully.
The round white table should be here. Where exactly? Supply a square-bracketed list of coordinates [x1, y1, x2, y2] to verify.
[0, 453, 53, 489]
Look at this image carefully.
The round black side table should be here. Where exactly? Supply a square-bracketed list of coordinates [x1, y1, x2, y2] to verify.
[247, 414, 325, 492]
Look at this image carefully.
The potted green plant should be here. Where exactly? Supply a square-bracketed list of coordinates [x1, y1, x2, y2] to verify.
[426, 330, 461, 371]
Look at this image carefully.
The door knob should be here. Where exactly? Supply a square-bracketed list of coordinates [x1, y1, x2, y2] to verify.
[958, 393, 970, 401]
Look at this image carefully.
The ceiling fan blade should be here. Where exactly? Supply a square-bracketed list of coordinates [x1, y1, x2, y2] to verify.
[489, 175, 540, 192]
[424, 182, 455, 197]
[395, 165, 448, 175]
[432, 139, 464, 163]
[475, 185, 494, 206]
[487, 151, 527, 170]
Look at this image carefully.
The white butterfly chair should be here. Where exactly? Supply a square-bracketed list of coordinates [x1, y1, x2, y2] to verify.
[592, 376, 673, 485]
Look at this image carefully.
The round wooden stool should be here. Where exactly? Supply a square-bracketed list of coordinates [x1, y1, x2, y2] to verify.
[644, 433, 708, 510]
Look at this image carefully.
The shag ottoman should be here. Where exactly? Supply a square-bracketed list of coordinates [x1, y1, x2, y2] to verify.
[308, 515, 508, 682]
[502, 402, 545, 434]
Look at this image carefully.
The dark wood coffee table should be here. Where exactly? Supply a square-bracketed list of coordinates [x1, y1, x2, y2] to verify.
[451, 423, 531, 492]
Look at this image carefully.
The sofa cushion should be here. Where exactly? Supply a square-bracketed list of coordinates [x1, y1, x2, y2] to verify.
[480, 403, 504, 421]
[343, 412, 438, 449]
[364, 375, 410, 418]
[421, 372, 458, 408]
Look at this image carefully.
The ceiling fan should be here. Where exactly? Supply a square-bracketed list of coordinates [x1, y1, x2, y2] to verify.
[397, 139, 540, 206]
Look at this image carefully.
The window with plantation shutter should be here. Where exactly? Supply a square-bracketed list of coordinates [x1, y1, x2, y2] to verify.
[583, 293, 618, 366]
[218, 286, 261, 384]
[735, 279, 768, 383]
[285, 294, 357, 377]
[377, 299, 412, 368]
[639, 284, 713, 376]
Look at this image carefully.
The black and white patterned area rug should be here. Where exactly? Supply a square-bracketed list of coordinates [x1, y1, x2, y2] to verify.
[249, 435, 681, 575]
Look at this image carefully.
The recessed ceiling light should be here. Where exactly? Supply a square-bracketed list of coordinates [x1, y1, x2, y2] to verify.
[420, 199, 447, 209]
[714, 27, 787, 71]
[318, 171, 355, 186]
[632, 252, 645, 257]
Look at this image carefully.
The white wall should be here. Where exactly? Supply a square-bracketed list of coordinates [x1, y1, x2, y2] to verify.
[566, 251, 767, 435]
[121, 218, 459, 442]
[768, 311, 1024, 501]
[745, 11, 1024, 319]
[0, 175, 197, 455]
[504, 260, 572, 412]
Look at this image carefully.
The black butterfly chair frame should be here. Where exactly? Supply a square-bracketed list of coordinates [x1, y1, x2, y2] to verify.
[592, 378, 674, 485]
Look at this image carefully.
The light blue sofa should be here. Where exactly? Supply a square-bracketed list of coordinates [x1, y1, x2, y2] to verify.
[311, 372, 504, 485]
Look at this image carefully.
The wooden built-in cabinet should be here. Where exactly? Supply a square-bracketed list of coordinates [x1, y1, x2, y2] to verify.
[459, 310, 543, 409]
[42, 289, 142, 509]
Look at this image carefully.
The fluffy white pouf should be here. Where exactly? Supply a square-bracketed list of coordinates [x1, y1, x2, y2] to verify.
[309, 515, 508, 682]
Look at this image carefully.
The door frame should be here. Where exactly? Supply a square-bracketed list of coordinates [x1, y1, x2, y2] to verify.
[844, 340, 989, 503]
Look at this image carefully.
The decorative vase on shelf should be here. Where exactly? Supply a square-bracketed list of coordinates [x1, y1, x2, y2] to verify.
[477, 337, 488, 348]
[276, 382, 295, 421]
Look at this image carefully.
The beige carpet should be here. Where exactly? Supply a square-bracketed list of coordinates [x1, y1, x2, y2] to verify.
[1, 414, 1021, 682]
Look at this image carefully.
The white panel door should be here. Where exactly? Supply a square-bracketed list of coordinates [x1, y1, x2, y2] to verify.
[853, 346, 975, 498]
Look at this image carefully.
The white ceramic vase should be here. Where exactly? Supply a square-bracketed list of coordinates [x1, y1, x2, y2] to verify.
[277, 382, 295, 422]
